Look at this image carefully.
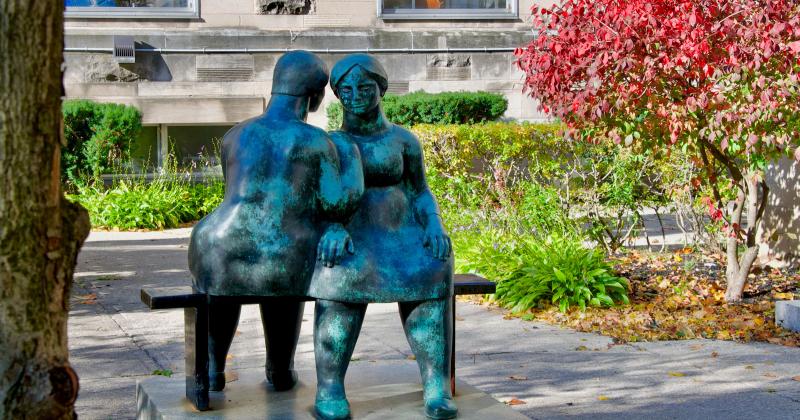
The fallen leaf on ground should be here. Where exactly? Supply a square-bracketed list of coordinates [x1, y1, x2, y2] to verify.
[667, 371, 685, 377]
[711, 352, 719, 358]
[575, 345, 589, 351]
[763, 373, 777, 378]
[597, 395, 609, 401]
[509, 375, 528, 381]
[792, 376, 800, 382]
[406, 355, 416, 360]
[505, 398, 526, 406]
[745, 365, 755, 370]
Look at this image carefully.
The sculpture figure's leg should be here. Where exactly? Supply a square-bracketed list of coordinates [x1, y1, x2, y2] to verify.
[207, 300, 241, 392]
[260, 298, 304, 390]
[399, 298, 457, 420]
[314, 299, 367, 420]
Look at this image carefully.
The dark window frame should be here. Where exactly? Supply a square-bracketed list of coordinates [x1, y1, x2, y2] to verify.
[378, 0, 518, 20]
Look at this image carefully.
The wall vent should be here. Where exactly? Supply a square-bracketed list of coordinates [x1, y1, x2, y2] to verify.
[113, 35, 135, 64]
[387, 81, 410, 95]
[196, 55, 254, 82]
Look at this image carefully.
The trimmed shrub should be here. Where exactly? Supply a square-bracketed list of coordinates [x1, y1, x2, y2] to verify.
[62, 99, 142, 184]
[326, 91, 508, 129]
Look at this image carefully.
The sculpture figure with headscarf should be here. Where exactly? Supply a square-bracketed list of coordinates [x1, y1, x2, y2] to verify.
[309, 54, 457, 420]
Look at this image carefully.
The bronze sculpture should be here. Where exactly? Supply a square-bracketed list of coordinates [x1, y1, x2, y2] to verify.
[187, 51, 455, 419]
[309, 54, 457, 420]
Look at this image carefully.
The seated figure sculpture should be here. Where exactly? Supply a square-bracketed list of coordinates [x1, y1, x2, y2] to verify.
[309, 54, 457, 420]
[188, 51, 363, 392]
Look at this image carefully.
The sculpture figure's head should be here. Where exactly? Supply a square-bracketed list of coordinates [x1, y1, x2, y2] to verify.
[330, 54, 389, 117]
[271, 50, 329, 112]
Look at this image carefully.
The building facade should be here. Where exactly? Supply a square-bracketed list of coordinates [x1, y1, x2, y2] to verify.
[64, 0, 552, 169]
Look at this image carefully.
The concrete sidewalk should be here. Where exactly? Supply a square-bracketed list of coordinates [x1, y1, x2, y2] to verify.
[69, 229, 800, 419]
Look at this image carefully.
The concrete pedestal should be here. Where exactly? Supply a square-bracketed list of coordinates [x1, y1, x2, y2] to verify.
[776, 300, 800, 332]
[136, 362, 527, 419]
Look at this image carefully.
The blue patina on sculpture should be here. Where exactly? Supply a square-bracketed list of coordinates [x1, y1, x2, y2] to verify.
[309, 54, 457, 420]
[188, 51, 363, 392]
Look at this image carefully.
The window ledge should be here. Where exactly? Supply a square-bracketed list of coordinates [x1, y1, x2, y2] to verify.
[379, 12, 519, 20]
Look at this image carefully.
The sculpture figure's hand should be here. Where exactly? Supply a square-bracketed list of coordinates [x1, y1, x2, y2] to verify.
[317, 223, 354, 267]
[423, 222, 452, 261]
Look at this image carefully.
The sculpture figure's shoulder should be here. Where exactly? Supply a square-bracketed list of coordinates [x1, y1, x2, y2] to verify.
[390, 124, 423, 154]
[221, 115, 263, 151]
[292, 123, 335, 156]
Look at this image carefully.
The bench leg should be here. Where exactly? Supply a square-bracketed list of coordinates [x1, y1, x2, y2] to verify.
[185, 303, 210, 411]
[450, 295, 456, 395]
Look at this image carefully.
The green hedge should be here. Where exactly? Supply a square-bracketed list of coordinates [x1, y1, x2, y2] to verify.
[326, 91, 508, 129]
[62, 100, 142, 185]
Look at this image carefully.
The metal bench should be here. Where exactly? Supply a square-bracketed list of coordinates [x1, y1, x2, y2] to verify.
[140, 273, 495, 411]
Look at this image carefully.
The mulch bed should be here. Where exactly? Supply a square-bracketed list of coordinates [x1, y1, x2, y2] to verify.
[478, 248, 800, 347]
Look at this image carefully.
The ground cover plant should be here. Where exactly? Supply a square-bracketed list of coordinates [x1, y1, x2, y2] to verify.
[515, 0, 800, 301]
[69, 177, 223, 230]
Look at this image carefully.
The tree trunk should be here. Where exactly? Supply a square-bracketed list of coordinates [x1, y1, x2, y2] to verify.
[724, 174, 767, 302]
[0, 1, 90, 418]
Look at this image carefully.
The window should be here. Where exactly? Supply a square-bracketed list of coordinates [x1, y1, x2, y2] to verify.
[379, 0, 517, 19]
[64, 0, 199, 19]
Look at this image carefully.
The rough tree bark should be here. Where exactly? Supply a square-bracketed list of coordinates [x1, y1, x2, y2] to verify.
[0, 1, 90, 418]
[723, 174, 769, 302]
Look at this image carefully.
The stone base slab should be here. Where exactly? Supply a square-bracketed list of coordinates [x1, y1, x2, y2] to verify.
[137, 361, 527, 419]
[776, 300, 800, 332]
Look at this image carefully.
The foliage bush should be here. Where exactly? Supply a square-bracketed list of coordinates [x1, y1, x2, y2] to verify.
[62, 100, 142, 185]
[415, 122, 694, 253]
[326, 91, 508, 129]
[515, 0, 800, 301]
[69, 177, 223, 230]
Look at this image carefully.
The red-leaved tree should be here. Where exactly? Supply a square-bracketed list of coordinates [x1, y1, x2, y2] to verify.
[516, 0, 800, 302]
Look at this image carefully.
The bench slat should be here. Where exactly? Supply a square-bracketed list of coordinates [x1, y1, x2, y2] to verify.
[141, 274, 495, 309]
[453, 273, 496, 295]
[141, 286, 203, 310]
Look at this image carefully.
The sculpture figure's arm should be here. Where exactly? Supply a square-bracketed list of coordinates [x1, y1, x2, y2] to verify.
[318, 133, 364, 220]
[402, 131, 451, 261]
[315, 132, 365, 267]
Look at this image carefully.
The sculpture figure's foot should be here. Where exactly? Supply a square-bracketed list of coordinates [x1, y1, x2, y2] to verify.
[267, 369, 298, 391]
[424, 397, 458, 419]
[209, 371, 226, 392]
[314, 397, 351, 420]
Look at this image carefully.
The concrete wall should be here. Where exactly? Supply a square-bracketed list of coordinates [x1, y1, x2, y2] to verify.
[63, 1, 551, 127]
[759, 158, 800, 267]
[65, 0, 552, 30]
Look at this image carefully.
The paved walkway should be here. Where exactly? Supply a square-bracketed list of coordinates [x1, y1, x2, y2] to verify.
[70, 229, 800, 419]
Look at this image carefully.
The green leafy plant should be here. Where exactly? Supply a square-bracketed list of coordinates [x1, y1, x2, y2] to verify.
[457, 229, 629, 313]
[69, 176, 223, 230]
[326, 91, 507, 129]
